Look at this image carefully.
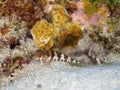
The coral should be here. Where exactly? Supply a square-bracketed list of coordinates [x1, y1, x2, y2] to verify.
[65, 2, 77, 14]
[0, 17, 10, 28]
[76, 1, 84, 10]
[8, 36, 20, 49]
[18, 1, 42, 28]
[0, 15, 38, 77]
[83, 0, 98, 18]
[31, 20, 57, 50]
[44, 3, 53, 13]
[88, 42, 106, 64]
[71, 2, 110, 32]
[57, 22, 83, 48]
[0, 26, 10, 36]
[69, 3, 77, 9]
[91, 0, 120, 9]
[0, 0, 43, 29]
[110, 5, 120, 18]
[1, 56, 29, 76]
[51, 5, 69, 28]
[0, 39, 5, 48]
[71, 10, 88, 28]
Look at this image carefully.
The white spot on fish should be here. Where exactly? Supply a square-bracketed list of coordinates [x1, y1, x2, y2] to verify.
[60, 54, 65, 61]
[73, 60, 77, 63]
[46, 55, 52, 62]
[53, 51, 58, 61]
[67, 57, 71, 62]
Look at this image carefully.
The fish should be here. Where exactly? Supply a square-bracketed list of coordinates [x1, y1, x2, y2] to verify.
[34, 50, 81, 66]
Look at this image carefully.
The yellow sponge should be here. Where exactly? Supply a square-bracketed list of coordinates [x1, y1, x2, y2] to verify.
[31, 20, 56, 50]
[52, 5, 69, 28]
[58, 22, 83, 48]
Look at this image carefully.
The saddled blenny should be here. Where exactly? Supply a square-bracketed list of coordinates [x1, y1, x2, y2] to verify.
[32, 50, 81, 66]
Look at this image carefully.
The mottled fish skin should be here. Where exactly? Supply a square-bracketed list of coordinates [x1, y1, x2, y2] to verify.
[34, 50, 80, 66]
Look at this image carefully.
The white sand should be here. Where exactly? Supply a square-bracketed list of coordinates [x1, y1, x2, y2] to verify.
[1, 60, 120, 90]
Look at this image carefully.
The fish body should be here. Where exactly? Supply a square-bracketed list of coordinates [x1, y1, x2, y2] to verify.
[34, 50, 80, 66]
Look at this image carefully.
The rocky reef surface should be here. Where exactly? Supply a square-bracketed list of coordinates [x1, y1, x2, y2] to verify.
[0, 0, 120, 89]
